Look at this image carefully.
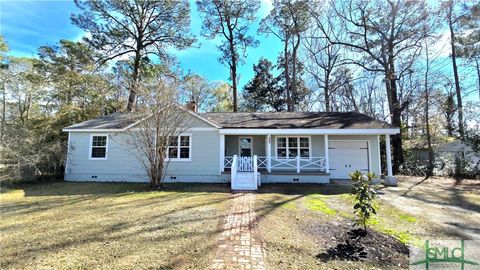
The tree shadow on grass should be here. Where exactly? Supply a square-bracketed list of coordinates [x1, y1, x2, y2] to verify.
[10, 182, 232, 197]
[258, 183, 351, 196]
[0, 190, 233, 269]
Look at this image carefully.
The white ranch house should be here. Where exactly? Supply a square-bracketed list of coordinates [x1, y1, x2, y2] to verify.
[63, 110, 399, 190]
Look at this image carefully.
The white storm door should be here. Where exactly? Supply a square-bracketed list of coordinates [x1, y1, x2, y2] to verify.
[239, 137, 253, 157]
[329, 141, 369, 178]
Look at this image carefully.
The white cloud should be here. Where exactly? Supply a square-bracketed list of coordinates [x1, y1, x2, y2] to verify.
[73, 31, 90, 42]
[431, 30, 451, 58]
[259, 0, 273, 18]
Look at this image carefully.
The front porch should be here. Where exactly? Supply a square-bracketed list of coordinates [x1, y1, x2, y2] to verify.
[218, 132, 397, 190]
[221, 135, 330, 174]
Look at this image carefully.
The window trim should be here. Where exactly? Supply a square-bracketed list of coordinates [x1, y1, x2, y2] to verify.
[89, 134, 109, 160]
[238, 136, 253, 157]
[274, 136, 312, 160]
[165, 133, 192, 162]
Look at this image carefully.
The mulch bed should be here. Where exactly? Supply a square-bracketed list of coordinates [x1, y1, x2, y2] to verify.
[305, 220, 409, 268]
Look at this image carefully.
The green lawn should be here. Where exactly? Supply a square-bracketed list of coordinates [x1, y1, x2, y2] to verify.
[0, 182, 231, 270]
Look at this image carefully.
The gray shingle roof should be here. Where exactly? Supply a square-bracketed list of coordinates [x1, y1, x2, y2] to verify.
[63, 113, 143, 131]
[64, 111, 395, 131]
[199, 112, 394, 129]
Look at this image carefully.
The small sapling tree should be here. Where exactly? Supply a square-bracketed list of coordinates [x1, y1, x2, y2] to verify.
[350, 171, 377, 233]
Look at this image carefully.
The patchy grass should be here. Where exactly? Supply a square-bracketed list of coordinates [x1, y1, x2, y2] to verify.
[255, 183, 465, 270]
[0, 182, 231, 270]
[305, 195, 336, 215]
[399, 213, 417, 223]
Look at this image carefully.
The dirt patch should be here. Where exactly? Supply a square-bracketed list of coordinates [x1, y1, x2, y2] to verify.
[305, 221, 409, 268]
[398, 175, 480, 193]
[380, 175, 480, 240]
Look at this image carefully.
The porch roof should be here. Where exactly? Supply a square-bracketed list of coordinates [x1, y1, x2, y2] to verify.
[201, 112, 395, 129]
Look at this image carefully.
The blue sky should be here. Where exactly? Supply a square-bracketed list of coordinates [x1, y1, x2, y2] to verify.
[0, 0, 281, 90]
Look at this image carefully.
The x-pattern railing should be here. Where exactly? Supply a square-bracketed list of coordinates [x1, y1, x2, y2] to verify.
[225, 156, 326, 172]
[224, 156, 233, 168]
[257, 157, 267, 168]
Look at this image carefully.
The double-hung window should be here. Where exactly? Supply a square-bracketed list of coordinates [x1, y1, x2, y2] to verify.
[90, 135, 108, 160]
[276, 136, 310, 159]
[167, 135, 191, 161]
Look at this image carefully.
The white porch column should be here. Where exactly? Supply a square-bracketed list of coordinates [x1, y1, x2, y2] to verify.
[219, 134, 225, 174]
[385, 134, 393, 177]
[324, 134, 330, 173]
[266, 135, 272, 173]
[296, 155, 300, 173]
[377, 135, 382, 176]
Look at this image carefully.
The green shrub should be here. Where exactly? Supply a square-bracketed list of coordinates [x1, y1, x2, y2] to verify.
[350, 171, 377, 232]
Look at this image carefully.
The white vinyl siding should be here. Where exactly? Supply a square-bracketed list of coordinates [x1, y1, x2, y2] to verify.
[66, 130, 221, 182]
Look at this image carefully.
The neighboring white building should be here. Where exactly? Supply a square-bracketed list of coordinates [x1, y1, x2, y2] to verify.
[434, 140, 480, 177]
[63, 110, 400, 190]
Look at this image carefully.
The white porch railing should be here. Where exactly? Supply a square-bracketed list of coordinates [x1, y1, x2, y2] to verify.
[224, 156, 327, 173]
[253, 155, 258, 187]
[230, 155, 238, 189]
[238, 156, 254, 172]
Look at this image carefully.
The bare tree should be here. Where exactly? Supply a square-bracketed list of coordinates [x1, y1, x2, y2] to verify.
[443, 0, 478, 139]
[318, 0, 429, 173]
[304, 5, 347, 112]
[126, 76, 193, 188]
[423, 32, 435, 176]
[1, 36, 9, 140]
[446, 0, 464, 139]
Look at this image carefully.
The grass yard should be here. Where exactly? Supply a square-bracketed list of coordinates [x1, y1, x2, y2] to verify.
[1, 177, 477, 269]
[253, 183, 470, 270]
[0, 182, 232, 270]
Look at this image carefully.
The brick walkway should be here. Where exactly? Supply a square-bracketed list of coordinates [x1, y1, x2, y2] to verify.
[211, 192, 266, 270]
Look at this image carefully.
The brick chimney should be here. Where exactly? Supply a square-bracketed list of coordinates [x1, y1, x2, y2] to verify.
[186, 100, 198, 112]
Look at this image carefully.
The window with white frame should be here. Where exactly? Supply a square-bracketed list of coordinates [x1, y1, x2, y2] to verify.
[167, 135, 191, 160]
[90, 135, 108, 159]
[276, 136, 310, 158]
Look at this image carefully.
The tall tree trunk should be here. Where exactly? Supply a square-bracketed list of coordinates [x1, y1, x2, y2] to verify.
[424, 39, 434, 176]
[230, 44, 238, 113]
[291, 34, 301, 112]
[127, 50, 141, 112]
[26, 93, 31, 123]
[386, 53, 404, 174]
[475, 57, 480, 99]
[1, 81, 5, 140]
[448, 2, 464, 139]
[228, 25, 238, 112]
[284, 36, 291, 112]
[324, 72, 330, 112]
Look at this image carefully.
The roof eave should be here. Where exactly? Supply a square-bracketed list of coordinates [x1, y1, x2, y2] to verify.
[218, 128, 400, 135]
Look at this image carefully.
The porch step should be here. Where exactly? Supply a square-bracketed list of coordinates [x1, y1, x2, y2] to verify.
[232, 172, 257, 191]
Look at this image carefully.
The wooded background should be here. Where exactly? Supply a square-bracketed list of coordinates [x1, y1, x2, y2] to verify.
[1, 0, 479, 181]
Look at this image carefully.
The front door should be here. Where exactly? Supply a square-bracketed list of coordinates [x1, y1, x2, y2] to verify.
[329, 141, 369, 179]
[239, 137, 253, 157]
